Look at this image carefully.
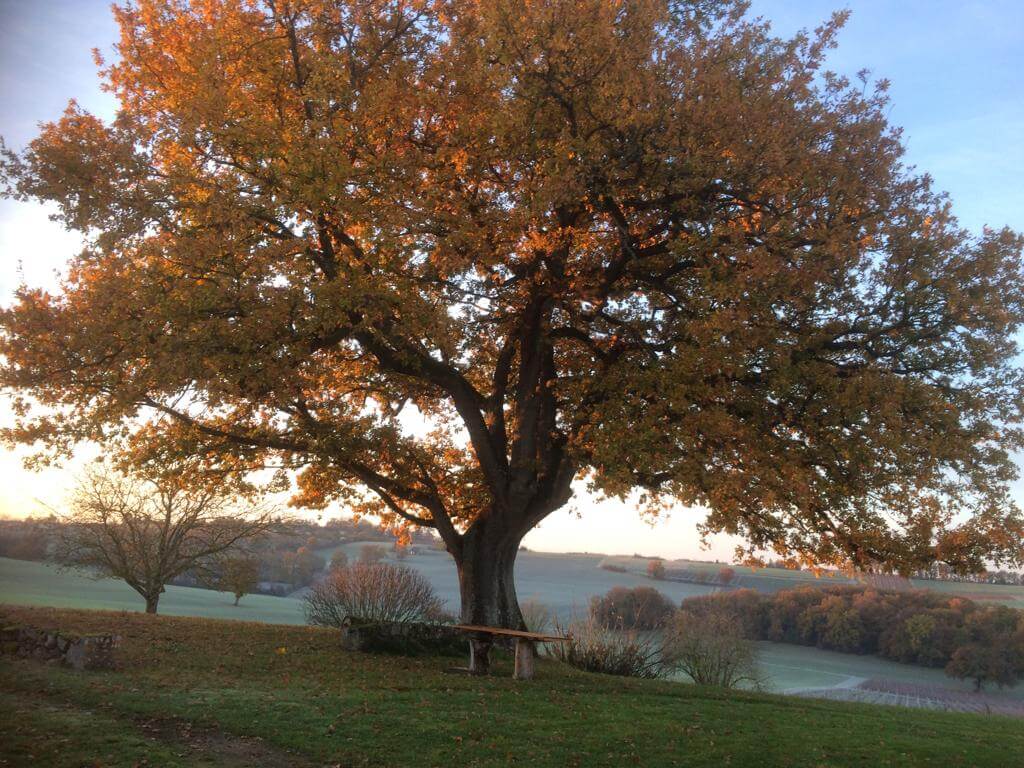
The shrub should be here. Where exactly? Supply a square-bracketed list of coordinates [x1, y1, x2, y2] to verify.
[591, 586, 674, 630]
[600, 562, 627, 573]
[646, 559, 666, 580]
[718, 567, 736, 585]
[552, 616, 668, 678]
[666, 608, 761, 689]
[328, 550, 348, 572]
[520, 599, 554, 634]
[304, 562, 444, 627]
[359, 544, 388, 565]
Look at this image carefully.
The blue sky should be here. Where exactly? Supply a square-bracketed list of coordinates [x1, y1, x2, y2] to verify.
[0, 0, 1022, 558]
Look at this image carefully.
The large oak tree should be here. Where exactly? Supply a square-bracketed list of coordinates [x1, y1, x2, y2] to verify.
[3, 0, 1024, 633]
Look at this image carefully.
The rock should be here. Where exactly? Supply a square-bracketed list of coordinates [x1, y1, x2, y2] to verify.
[4, 623, 120, 671]
[65, 636, 118, 671]
[0, 626, 20, 644]
[340, 616, 464, 655]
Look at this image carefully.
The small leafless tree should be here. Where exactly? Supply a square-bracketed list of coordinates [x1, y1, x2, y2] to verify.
[666, 608, 762, 689]
[217, 554, 262, 606]
[304, 562, 444, 627]
[56, 465, 276, 613]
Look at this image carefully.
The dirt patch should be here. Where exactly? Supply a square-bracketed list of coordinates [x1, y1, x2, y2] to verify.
[136, 715, 324, 768]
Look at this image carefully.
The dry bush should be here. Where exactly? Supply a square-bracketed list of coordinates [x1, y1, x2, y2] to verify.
[520, 599, 554, 634]
[666, 608, 761, 689]
[358, 544, 388, 565]
[590, 586, 675, 630]
[328, 550, 348, 572]
[304, 562, 444, 627]
[552, 616, 668, 678]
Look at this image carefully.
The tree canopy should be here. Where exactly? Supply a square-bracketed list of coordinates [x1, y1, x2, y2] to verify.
[3, 0, 1023, 627]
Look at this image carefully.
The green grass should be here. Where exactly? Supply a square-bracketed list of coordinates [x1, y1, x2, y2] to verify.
[6, 555, 1024, 705]
[0, 689, 194, 767]
[1, 605, 1022, 767]
[0, 557, 305, 624]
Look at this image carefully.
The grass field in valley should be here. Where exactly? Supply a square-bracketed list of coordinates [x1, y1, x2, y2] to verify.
[2, 605, 1023, 768]
[0, 557, 305, 625]
[755, 642, 1024, 698]
[315, 542, 721, 617]
[598, 554, 1024, 606]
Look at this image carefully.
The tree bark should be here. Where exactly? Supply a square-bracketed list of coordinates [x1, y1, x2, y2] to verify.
[234, 594, 241, 606]
[455, 515, 529, 673]
[456, 520, 526, 629]
[144, 594, 160, 614]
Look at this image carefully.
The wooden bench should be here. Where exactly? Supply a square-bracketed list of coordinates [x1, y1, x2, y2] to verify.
[453, 624, 567, 680]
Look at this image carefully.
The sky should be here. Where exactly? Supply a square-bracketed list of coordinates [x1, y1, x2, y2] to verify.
[0, 0, 1022, 560]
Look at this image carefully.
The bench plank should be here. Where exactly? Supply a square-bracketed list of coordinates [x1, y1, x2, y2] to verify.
[453, 624, 566, 643]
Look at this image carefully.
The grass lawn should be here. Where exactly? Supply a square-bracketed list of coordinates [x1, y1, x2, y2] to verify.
[1, 605, 1022, 767]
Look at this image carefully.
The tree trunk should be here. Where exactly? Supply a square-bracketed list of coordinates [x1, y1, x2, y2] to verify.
[144, 594, 160, 614]
[455, 517, 527, 674]
[457, 524, 526, 628]
[234, 594, 241, 606]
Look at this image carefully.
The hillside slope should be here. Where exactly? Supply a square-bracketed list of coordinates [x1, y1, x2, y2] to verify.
[1, 606, 1021, 767]
[0, 557, 305, 624]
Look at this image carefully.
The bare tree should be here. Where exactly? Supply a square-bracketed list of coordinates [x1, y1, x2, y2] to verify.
[56, 465, 276, 613]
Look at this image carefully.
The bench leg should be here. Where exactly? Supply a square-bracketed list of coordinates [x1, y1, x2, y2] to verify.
[469, 637, 492, 675]
[513, 639, 535, 680]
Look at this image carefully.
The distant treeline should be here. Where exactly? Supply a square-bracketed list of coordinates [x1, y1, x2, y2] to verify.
[912, 563, 1024, 587]
[682, 586, 1024, 689]
[0, 517, 52, 561]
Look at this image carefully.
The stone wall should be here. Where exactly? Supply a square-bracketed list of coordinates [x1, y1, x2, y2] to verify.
[340, 616, 466, 656]
[0, 625, 121, 670]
